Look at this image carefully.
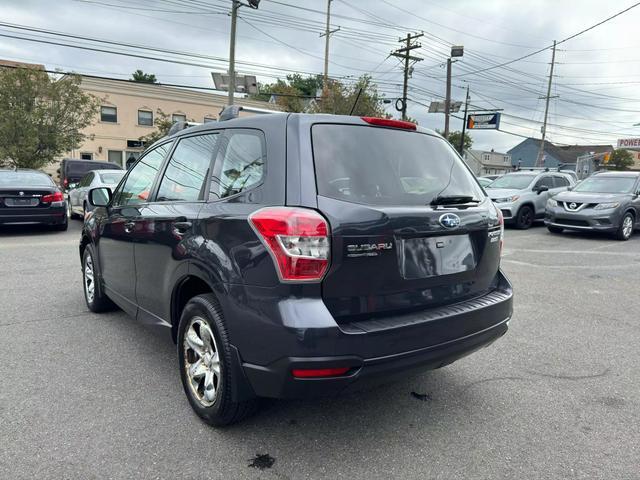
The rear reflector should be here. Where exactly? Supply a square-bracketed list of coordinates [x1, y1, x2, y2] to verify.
[249, 207, 330, 282]
[292, 367, 350, 378]
[361, 116, 417, 130]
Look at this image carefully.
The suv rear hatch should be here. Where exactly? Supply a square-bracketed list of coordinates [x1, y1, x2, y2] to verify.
[311, 120, 502, 323]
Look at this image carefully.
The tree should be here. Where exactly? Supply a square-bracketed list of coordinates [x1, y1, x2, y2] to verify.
[0, 67, 100, 169]
[131, 70, 158, 84]
[311, 75, 386, 117]
[608, 148, 634, 171]
[138, 109, 173, 146]
[436, 129, 473, 153]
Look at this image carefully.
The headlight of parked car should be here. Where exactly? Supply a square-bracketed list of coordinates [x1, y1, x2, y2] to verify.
[594, 202, 620, 210]
[546, 198, 558, 208]
[494, 195, 519, 203]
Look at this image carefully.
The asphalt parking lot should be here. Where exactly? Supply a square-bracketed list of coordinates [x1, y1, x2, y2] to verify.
[1, 220, 639, 480]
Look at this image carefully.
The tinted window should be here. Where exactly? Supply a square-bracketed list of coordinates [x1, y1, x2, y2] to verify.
[0, 171, 54, 186]
[114, 143, 170, 206]
[100, 106, 117, 123]
[574, 176, 637, 194]
[488, 174, 536, 190]
[211, 130, 265, 199]
[553, 176, 569, 187]
[156, 134, 218, 202]
[535, 176, 554, 189]
[80, 172, 93, 187]
[312, 125, 482, 206]
[99, 172, 125, 184]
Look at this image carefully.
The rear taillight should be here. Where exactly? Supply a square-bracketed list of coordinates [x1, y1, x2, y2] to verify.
[42, 191, 64, 203]
[249, 207, 330, 282]
[63, 178, 68, 188]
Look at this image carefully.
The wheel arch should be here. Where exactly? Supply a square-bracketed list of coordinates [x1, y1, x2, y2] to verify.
[170, 274, 223, 343]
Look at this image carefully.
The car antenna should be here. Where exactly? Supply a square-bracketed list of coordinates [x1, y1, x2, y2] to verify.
[349, 87, 363, 115]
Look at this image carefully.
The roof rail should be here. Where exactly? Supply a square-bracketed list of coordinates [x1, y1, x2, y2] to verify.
[167, 121, 203, 136]
[218, 105, 278, 122]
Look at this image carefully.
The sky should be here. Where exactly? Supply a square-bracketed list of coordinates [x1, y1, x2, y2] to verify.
[1, 0, 640, 153]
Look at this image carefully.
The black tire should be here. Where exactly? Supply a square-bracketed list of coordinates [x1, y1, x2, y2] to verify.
[82, 245, 116, 312]
[615, 212, 634, 241]
[515, 205, 534, 229]
[177, 294, 258, 426]
[547, 225, 563, 234]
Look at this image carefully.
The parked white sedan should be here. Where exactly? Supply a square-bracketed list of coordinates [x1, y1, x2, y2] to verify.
[68, 169, 125, 219]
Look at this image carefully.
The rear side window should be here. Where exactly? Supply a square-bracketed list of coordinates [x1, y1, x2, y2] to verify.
[312, 124, 483, 206]
[553, 176, 569, 187]
[156, 134, 219, 202]
[211, 130, 265, 199]
[535, 176, 554, 189]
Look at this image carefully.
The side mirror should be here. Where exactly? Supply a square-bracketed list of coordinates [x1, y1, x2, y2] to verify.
[534, 185, 549, 194]
[89, 187, 112, 207]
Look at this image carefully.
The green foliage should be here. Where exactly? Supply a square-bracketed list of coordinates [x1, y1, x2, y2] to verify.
[436, 129, 473, 153]
[608, 148, 634, 171]
[250, 74, 385, 116]
[131, 70, 158, 84]
[138, 109, 174, 146]
[0, 68, 100, 169]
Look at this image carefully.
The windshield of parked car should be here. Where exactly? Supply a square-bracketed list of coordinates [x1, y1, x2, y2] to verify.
[0, 171, 55, 186]
[100, 172, 125, 184]
[487, 174, 536, 190]
[573, 176, 637, 194]
[312, 125, 484, 206]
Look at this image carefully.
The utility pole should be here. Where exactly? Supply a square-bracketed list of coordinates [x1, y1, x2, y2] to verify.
[444, 58, 452, 136]
[391, 33, 423, 121]
[228, 0, 240, 106]
[459, 84, 470, 154]
[536, 40, 557, 167]
[320, 0, 340, 96]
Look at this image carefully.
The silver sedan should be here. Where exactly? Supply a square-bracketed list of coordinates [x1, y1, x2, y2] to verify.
[68, 169, 125, 219]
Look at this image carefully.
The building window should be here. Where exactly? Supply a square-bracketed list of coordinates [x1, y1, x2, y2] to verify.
[203, 116, 216, 123]
[504, 156, 510, 163]
[138, 110, 153, 126]
[172, 113, 186, 123]
[100, 106, 117, 123]
[482, 154, 490, 161]
[108, 150, 123, 166]
[80, 152, 93, 160]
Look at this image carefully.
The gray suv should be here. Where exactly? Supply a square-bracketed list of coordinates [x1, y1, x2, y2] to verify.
[545, 171, 640, 240]
[486, 171, 575, 229]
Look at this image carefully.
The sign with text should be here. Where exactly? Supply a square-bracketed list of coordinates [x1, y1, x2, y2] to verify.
[617, 138, 640, 148]
[467, 113, 501, 130]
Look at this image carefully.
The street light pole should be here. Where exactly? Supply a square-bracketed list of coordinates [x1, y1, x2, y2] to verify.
[444, 58, 452, 137]
[459, 84, 470, 154]
[227, 0, 240, 106]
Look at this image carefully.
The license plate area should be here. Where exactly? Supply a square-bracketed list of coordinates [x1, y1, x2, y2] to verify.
[4, 198, 40, 207]
[400, 234, 476, 279]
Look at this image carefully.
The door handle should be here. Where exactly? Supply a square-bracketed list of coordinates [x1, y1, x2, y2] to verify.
[173, 221, 192, 233]
[124, 221, 135, 233]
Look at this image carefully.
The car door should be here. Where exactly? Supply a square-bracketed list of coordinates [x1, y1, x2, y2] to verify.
[72, 172, 91, 214]
[133, 132, 221, 325]
[97, 142, 172, 316]
[532, 175, 555, 215]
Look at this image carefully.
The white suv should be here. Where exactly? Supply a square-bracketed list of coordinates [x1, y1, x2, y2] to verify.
[486, 171, 575, 229]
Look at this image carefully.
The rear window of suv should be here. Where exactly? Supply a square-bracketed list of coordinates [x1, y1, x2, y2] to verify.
[311, 124, 483, 206]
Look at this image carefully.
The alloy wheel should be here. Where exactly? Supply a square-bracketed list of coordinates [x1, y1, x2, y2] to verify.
[84, 255, 95, 304]
[183, 317, 221, 407]
[622, 215, 633, 239]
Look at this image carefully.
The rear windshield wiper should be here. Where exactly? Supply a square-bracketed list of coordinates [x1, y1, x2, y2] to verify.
[430, 195, 479, 206]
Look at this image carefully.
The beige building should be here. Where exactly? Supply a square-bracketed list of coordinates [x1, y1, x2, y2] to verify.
[55, 76, 275, 174]
[464, 149, 512, 176]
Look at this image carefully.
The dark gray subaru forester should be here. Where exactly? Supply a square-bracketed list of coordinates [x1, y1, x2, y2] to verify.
[80, 112, 513, 426]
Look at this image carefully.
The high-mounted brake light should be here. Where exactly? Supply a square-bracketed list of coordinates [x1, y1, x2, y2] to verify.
[361, 116, 417, 130]
[249, 207, 330, 282]
[292, 367, 350, 378]
[42, 191, 64, 204]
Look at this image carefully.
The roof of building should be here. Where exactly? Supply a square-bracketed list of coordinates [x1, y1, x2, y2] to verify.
[0, 59, 45, 70]
[508, 138, 613, 164]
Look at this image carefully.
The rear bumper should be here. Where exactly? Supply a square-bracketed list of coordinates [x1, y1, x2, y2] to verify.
[0, 206, 66, 225]
[233, 270, 513, 399]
